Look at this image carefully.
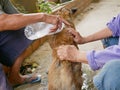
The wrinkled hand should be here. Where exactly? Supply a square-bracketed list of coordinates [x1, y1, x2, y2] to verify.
[57, 45, 80, 62]
[67, 28, 85, 44]
[44, 14, 70, 32]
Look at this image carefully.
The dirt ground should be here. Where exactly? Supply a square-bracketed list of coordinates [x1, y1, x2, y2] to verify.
[15, 0, 120, 90]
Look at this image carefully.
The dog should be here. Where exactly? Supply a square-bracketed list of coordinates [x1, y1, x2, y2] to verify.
[48, 8, 83, 90]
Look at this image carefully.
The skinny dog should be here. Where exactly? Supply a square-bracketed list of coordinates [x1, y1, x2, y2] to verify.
[48, 8, 83, 90]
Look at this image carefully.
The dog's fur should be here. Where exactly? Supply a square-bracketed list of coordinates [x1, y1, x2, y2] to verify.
[48, 8, 83, 90]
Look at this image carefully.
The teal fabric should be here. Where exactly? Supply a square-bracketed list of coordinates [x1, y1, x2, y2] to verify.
[0, 0, 18, 14]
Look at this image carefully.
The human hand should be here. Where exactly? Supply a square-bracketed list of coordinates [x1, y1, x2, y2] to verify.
[57, 45, 80, 62]
[43, 14, 70, 32]
[66, 28, 85, 44]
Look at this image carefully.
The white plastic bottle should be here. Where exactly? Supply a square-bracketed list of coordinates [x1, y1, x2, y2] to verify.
[24, 22, 64, 40]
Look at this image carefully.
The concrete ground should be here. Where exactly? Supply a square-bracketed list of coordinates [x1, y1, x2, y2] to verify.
[15, 0, 120, 90]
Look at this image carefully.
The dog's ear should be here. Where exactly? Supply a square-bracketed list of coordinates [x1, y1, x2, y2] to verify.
[55, 8, 70, 16]
[70, 8, 77, 15]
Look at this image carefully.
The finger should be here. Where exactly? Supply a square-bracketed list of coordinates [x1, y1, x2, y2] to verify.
[67, 28, 77, 37]
[61, 18, 71, 26]
[50, 16, 62, 32]
[59, 56, 65, 60]
[58, 19, 62, 29]
[50, 25, 58, 32]
[57, 50, 64, 60]
[58, 45, 65, 49]
[57, 50, 63, 57]
[68, 28, 77, 34]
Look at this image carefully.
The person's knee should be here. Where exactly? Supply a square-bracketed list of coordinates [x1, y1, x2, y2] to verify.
[93, 60, 120, 90]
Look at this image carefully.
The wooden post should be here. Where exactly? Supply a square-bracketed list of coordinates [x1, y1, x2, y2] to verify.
[11, 0, 38, 13]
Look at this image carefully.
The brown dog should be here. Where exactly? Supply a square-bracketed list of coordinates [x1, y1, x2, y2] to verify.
[48, 8, 83, 90]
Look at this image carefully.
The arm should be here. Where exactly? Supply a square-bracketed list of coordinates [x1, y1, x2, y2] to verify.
[57, 43, 120, 71]
[0, 0, 68, 32]
[83, 28, 113, 43]
[68, 14, 120, 44]
[57, 45, 88, 64]
[68, 27, 113, 44]
[0, 13, 60, 31]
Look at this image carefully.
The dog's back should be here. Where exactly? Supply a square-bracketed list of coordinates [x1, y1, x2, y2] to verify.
[48, 8, 83, 90]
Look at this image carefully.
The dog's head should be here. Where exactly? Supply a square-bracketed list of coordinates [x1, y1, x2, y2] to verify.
[55, 8, 75, 27]
[49, 8, 77, 48]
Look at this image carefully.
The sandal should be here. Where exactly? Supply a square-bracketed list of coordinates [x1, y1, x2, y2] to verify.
[13, 74, 41, 88]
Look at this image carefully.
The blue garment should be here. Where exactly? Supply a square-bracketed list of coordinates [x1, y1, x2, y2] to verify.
[101, 36, 119, 48]
[0, 28, 32, 66]
[93, 60, 120, 90]
[0, 0, 33, 66]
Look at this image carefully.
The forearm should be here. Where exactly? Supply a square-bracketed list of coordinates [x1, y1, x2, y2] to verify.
[76, 51, 88, 64]
[0, 13, 47, 31]
[83, 28, 113, 43]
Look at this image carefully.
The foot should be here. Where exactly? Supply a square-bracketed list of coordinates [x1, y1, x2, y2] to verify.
[8, 74, 41, 86]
